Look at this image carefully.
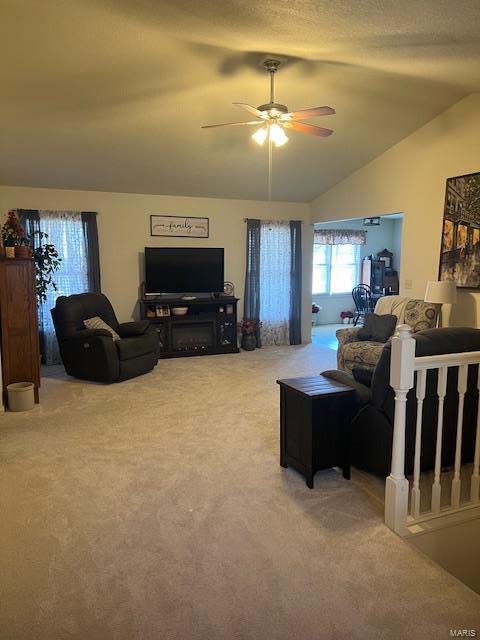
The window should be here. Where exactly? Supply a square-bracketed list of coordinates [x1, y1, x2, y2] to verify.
[39, 212, 91, 365]
[244, 218, 302, 347]
[312, 244, 328, 294]
[18, 208, 100, 365]
[259, 221, 291, 345]
[312, 244, 360, 295]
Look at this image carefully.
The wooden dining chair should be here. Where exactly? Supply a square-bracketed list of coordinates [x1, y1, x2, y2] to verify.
[352, 284, 374, 326]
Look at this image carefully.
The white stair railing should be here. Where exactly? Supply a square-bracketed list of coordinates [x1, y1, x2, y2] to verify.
[471, 375, 480, 501]
[385, 325, 480, 536]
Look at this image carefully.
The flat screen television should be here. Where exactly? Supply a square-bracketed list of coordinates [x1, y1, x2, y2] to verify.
[144, 247, 224, 294]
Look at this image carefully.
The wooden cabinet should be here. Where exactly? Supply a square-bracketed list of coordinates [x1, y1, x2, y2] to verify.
[361, 258, 384, 292]
[361, 254, 399, 295]
[0, 258, 40, 405]
[139, 296, 239, 358]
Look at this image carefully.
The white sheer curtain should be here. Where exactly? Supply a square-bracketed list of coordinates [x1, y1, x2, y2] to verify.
[259, 220, 291, 345]
[39, 211, 89, 364]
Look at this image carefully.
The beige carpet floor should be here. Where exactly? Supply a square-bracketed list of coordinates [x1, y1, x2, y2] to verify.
[1, 343, 479, 640]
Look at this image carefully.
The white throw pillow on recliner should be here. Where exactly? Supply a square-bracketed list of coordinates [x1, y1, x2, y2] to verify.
[84, 316, 120, 341]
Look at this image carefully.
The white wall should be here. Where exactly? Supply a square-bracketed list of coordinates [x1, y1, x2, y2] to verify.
[391, 219, 403, 270]
[311, 93, 480, 328]
[0, 186, 313, 342]
[313, 217, 401, 324]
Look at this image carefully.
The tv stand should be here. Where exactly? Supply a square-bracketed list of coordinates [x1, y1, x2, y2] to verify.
[139, 296, 239, 359]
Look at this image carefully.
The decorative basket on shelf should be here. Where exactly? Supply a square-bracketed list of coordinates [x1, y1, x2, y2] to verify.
[15, 245, 33, 259]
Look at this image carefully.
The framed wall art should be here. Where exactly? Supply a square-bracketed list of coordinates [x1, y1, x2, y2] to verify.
[438, 171, 480, 289]
[150, 215, 209, 238]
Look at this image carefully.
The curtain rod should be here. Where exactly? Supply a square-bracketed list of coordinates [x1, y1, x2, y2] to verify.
[314, 226, 368, 232]
[243, 218, 304, 223]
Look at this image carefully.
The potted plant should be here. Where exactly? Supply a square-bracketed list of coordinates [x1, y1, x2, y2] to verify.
[0, 209, 63, 301]
[340, 310, 354, 325]
[1, 210, 26, 258]
[238, 318, 260, 351]
[16, 235, 34, 258]
[29, 231, 61, 303]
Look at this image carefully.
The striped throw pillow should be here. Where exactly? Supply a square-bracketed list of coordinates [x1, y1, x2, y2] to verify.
[84, 316, 120, 341]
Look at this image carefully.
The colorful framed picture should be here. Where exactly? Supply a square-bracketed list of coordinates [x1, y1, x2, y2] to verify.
[438, 172, 480, 288]
[150, 215, 209, 238]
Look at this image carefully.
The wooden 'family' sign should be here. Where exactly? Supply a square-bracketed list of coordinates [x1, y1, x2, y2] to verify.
[150, 215, 209, 238]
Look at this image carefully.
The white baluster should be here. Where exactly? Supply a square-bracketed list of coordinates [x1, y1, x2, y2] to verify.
[411, 368, 427, 519]
[385, 325, 415, 534]
[431, 366, 448, 514]
[470, 368, 480, 502]
[451, 365, 468, 508]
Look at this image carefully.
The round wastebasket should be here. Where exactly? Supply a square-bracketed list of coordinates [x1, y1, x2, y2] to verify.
[7, 382, 35, 412]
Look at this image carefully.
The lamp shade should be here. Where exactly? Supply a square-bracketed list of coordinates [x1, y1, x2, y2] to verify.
[424, 280, 457, 304]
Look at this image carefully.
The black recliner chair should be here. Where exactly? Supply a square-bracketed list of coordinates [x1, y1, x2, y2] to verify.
[51, 293, 160, 383]
[324, 327, 480, 477]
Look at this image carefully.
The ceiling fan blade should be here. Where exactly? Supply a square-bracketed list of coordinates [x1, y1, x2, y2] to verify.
[282, 106, 336, 120]
[286, 121, 334, 137]
[232, 102, 265, 118]
[201, 120, 263, 129]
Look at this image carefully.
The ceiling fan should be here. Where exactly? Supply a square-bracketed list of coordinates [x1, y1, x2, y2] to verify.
[201, 59, 335, 147]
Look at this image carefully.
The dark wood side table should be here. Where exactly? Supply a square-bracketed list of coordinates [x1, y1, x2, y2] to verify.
[277, 375, 356, 488]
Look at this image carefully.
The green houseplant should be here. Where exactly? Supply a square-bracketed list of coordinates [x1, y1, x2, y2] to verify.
[31, 231, 61, 303]
[1, 211, 62, 302]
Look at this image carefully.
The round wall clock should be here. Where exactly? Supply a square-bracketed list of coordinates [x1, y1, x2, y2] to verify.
[223, 281, 234, 296]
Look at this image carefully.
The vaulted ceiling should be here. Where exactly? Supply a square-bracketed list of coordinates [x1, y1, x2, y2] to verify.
[1, 0, 479, 201]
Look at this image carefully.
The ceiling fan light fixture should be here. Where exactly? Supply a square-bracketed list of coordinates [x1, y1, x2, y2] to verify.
[269, 123, 288, 147]
[252, 126, 268, 146]
[202, 59, 335, 147]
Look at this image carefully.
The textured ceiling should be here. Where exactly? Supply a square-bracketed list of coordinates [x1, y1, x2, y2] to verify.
[1, 0, 479, 201]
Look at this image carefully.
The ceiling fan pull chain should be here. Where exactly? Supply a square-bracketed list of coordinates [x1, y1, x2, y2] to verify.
[268, 137, 273, 201]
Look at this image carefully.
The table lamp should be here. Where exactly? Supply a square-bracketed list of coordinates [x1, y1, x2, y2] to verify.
[424, 280, 457, 327]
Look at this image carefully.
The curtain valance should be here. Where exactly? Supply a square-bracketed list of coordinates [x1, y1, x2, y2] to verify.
[314, 229, 366, 245]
